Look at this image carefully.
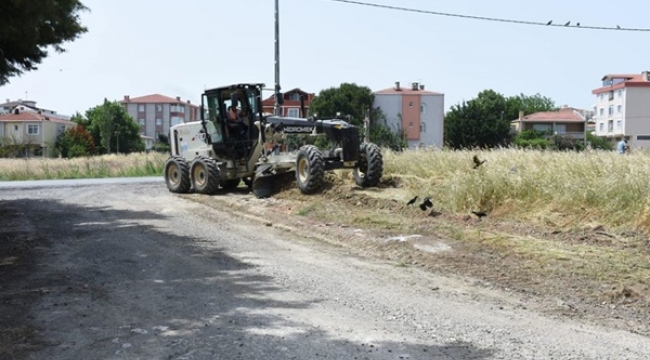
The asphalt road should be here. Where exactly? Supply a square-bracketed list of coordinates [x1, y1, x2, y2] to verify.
[1, 179, 649, 359]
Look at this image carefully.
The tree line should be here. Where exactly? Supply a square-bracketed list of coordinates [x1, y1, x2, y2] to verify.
[55, 99, 148, 157]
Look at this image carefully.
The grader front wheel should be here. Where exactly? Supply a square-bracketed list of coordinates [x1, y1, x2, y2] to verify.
[295, 145, 325, 194]
[354, 142, 383, 188]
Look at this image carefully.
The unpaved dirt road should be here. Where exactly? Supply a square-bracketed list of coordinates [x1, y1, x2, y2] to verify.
[1, 180, 650, 359]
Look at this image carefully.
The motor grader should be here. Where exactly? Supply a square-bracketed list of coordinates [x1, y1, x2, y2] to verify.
[163, 83, 384, 198]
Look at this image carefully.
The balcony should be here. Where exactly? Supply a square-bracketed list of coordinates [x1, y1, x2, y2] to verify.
[555, 131, 585, 139]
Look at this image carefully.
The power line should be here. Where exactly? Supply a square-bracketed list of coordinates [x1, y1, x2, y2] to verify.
[322, 0, 650, 32]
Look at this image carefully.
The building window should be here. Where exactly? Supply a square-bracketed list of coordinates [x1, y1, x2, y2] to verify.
[139, 118, 145, 126]
[27, 124, 39, 135]
[555, 124, 566, 133]
[608, 91, 614, 101]
[608, 106, 614, 116]
[409, 102, 413, 107]
[616, 120, 622, 129]
[617, 90, 623, 98]
[637, 135, 650, 140]
[420, 104, 426, 114]
[533, 124, 552, 132]
[420, 122, 426, 133]
[156, 118, 162, 126]
[156, 105, 162, 112]
[599, 122, 604, 131]
[138, 104, 145, 112]
[13, 125, 18, 131]
[171, 104, 186, 113]
[599, 108, 604, 116]
[608, 120, 613, 132]
[288, 93, 300, 101]
[171, 116, 183, 126]
[287, 108, 299, 117]
[617, 105, 622, 113]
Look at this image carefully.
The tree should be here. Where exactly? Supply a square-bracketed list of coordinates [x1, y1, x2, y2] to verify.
[55, 124, 95, 158]
[369, 108, 407, 151]
[77, 99, 144, 154]
[505, 93, 558, 121]
[307, 83, 406, 150]
[444, 89, 513, 149]
[154, 133, 170, 153]
[0, 1, 89, 85]
[587, 131, 613, 150]
[308, 83, 375, 126]
[513, 129, 550, 149]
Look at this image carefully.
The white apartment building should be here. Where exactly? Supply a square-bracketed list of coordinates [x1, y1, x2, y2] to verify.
[592, 71, 650, 148]
[373, 81, 445, 148]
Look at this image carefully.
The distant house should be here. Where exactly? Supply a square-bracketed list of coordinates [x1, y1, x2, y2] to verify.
[119, 94, 200, 140]
[510, 105, 588, 139]
[261, 88, 316, 117]
[0, 98, 68, 119]
[373, 81, 445, 148]
[0, 107, 76, 157]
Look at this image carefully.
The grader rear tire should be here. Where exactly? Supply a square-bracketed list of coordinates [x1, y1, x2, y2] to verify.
[190, 156, 221, 195]
[354, 142, 383, 187]
[295, 145, 325, 194]
[164, 156, 191, 193]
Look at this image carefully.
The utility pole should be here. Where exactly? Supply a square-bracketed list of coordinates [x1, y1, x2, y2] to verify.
[364, 109, 370, 144]
[274, 0, 282, 116]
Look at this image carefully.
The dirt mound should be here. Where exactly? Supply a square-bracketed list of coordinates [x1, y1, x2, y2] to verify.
[600, 286, 647, 305]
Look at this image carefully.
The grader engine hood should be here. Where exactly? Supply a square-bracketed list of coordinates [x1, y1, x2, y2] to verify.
[265, 116, 315, 134]
[264, 116, 355, 134]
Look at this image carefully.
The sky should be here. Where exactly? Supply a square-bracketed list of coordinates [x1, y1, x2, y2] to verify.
[1, 0, 649, 118]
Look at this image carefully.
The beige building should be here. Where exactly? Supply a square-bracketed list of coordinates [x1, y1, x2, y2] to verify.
[511, 106, 589, 139]
[0, 107, 77, 157]
[592, 71, 650, 148]
[119, 94, 200, 140]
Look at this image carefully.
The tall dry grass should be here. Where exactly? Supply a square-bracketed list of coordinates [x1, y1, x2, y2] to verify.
[0, 152, 168, 181]
[4, 147, 649, 231]
[381, 147, 650, 231]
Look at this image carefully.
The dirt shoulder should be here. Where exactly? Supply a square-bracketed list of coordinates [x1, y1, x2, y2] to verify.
[184, 173, 650, 337]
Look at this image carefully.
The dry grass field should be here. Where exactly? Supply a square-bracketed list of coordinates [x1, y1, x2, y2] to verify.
[0, 152, 167, 181]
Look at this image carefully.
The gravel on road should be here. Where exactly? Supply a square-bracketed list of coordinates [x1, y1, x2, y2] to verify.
[0, 181, 649, 359]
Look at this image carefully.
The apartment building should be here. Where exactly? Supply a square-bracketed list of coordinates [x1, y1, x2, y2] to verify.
[592, 71, 650, 147]
[261, 88, 316, 117]
[373, 81, 445, 148]
[119, 94, 200, 140]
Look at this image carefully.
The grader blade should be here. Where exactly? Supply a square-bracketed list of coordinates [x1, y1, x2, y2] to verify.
[251, 168, 295, 199]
